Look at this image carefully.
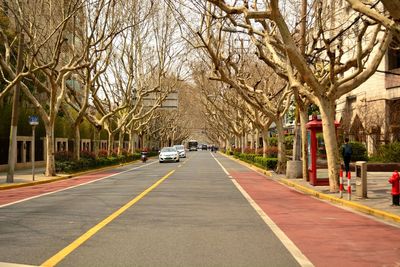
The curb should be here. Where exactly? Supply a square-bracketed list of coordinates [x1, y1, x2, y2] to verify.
[0, 175, 72, 190]
[219, 152, 400, 224]
[0, 159, 142, 191]
[280, 178, 400, 224]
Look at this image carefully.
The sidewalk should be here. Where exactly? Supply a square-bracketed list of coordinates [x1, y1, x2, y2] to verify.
[0, 167, 74, 190]
[275, 171, 400, 223]
[222, 154, 400, 224]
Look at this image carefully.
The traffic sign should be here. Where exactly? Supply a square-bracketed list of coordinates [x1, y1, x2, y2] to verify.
[28, 115, 39, 126]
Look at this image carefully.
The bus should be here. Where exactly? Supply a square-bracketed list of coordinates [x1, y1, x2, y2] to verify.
[188, 140, 198, 151]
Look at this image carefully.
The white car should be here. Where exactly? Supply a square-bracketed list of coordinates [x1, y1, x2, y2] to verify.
[173, 145, 186, 158]
[159, 147, 180, 163]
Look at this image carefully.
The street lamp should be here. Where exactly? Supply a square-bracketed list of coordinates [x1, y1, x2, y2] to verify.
[28, 116, 39, 181]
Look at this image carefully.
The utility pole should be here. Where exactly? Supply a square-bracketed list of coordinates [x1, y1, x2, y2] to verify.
[6, 24, 24, 183]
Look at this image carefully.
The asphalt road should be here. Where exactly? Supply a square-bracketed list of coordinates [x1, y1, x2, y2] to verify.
[0, 151, 300, 267]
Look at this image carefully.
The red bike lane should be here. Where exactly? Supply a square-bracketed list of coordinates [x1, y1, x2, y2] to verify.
[229, 170, 400, 267]
[0, 171, 119, 207]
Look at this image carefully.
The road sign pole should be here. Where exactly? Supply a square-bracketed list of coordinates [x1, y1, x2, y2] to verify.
[28, 115, 39, 181]
[32, 125, 36, 181]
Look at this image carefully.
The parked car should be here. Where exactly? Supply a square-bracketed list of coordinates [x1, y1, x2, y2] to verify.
[202, 144, 208, 150]
[159, 147, 180, 163]
[173, 144, 186, 158]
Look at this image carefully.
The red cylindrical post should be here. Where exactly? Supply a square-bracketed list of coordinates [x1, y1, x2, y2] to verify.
[339, 165, 344, 198]
[347, 171, 351, 200]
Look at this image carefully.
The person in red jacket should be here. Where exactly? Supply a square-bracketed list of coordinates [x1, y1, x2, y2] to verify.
[388, 170, 400, 206]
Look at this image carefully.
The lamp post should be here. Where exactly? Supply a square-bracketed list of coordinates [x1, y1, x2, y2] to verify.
[28, 116, 39, 181]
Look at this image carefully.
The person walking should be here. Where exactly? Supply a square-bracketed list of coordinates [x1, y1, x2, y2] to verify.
[388, 170, 400, 206]
[342, 137, 352, 176]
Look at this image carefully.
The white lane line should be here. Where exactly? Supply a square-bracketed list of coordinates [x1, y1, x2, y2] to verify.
[0, 262, 38, 267]
[0, 161, 158, 209]
[212, 154, 314, 267]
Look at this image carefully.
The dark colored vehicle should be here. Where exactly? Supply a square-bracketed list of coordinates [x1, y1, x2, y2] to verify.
[202, 144, 208, 150]
[141, 151, 148, 162]
[188, 140, 198, 151]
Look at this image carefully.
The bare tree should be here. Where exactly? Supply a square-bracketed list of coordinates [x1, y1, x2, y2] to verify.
[345, 0, 400, 46]
[0, 0, 93, 176]
[202, 0, 391, 191]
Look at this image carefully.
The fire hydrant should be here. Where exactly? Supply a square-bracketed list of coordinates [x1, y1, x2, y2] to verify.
[388, 170, 400, 206]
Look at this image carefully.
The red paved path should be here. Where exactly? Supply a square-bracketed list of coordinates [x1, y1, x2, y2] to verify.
[230, 170, 400, 267]
[0, 171, 118, 206]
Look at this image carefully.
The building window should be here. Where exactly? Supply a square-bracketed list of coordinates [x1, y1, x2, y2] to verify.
[388, 48, 400, 70]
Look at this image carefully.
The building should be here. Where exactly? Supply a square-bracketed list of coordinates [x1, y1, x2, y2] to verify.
[336, 46, 400, 155]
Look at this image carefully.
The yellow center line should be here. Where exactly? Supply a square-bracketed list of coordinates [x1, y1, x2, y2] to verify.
[41, 170, 176, 267]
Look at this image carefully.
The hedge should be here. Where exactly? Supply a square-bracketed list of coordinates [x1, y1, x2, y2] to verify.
[233, 153, 278, 170]
[55, 151, 158, 173]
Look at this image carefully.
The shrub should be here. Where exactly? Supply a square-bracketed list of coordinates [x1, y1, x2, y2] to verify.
[54, 151, 73, 161]
[98, 149, 108, 157]
[55, 151, 152, 173]
[254, 156, 278, 170]
[265, 146, 278, 158]
[339, 141, 368, 161]
[233, 152, 278, 170]
[349, 141, 368, 161]
[255, 148, 264, 155]
[285, 135, 294, 149]
[375, 142, 400, 163]
[243, 147, 255, 154]
[269, 137, 278, 146]
[80, 150, 96, 160]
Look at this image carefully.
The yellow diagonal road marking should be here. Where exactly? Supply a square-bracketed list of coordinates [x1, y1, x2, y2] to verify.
[41, 170, 175, 267]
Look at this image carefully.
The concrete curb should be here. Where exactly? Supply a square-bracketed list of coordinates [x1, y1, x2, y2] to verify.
[280, 178, 400, 224]
[0, 159, 142, 191]
[219, 152, 400, 224]
[0, 175, 72, 190]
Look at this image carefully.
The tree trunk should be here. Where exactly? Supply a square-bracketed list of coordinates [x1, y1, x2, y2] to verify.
[241, 133, 245, 153]
[118, 131, 124, 155]
[93, 129, 100, 159]
[6, 124, 18, 183]
[127, 130, 133, 154]
[262, 128, 269, 158]
[319, 99, 340, 192]
[73, 122, 81, 161]
[226, 138, 231, 151]
[300, 109, 309, 181]
[6, 30, 24, 183]
[142, 134, 146, 150]
[107, 132, 114, 156]
[244, 132, 249, 149]
[275, 118, 287, 174]
[255, 129, 259, 151]
[45, 124, 56, 176]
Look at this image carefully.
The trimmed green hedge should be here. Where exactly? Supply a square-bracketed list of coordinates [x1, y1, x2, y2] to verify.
[233, 153, 278, 170]
[254, 156, 278, 169]
[55, 152, 158, 173]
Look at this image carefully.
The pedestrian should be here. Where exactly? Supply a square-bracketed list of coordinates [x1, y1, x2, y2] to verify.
[388, 170, 400, 206]
[342, 137, 352, 176]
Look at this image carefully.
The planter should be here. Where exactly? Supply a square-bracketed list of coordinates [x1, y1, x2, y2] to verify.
[286, 160, 303, 179]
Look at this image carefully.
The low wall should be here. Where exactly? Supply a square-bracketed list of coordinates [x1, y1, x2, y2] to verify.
[345, 162, 400, 172]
